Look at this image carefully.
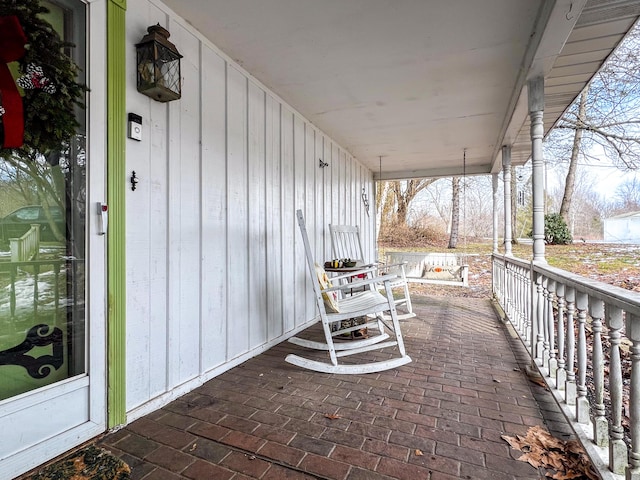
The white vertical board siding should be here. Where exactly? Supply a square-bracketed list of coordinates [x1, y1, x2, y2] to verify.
[124, 0, 374, 416]
[174, 21, 201, 384]
[314, 133, 324, 263]
[305, 125, 317, 319]
[280, 109, 295, 333]
[248, 82, 267, 349]
[200, 46, 227, 370]
[265, 96, 283, 339]
[226, 66, 250, 359]
[340, 151, 347, 225]
[293, 116, 306, 328]
[331, 144, 340, 227]
[125, 0, 169, 409]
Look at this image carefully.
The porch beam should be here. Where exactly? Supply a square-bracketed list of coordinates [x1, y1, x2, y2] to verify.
[528, 77, 546, 263]
[502, 146, 512, 256]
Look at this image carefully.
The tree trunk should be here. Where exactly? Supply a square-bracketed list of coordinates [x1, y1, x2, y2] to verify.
[448, 176, 460, 248]
[375, 181, 391, 242]
[391, 179, 436, 226]
[560, 88, 588, 223]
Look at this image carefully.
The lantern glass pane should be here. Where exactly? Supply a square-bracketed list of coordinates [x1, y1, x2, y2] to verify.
[156, 45, 180, 93]
[137, 44, 156, 87]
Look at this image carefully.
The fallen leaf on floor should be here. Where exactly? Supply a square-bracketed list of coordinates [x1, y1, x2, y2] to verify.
[415, 449, 424, 456]
[502, 425, 599, 479]
[324, 413, 341, 420]
[530, 377, 548, 390]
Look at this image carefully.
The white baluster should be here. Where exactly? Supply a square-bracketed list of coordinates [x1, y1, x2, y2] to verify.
[626, 313, 640, 480]
[523, 266, 531, 348]
[608, 306, 626, 474]
[589, 299, 607, 446]
[515, 266, 523, 335]
[576, 292, 589, 424]
[556, 283, 566, 390]
[565, 287, 577, 405]
[519, 267, 527, 342]
[535, 273, 545, 363]
[542, 277, 550, 369]
[548, 280, 557, 377]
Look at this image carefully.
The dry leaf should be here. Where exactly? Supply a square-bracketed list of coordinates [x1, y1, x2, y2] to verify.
[324, 413, 341, 420]
[415, 449, 423, 456]
[530, 377, 548, 390]
[502, 426, 599, 480]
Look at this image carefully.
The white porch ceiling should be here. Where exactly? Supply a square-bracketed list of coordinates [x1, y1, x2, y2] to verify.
[162, 0, 640, 180]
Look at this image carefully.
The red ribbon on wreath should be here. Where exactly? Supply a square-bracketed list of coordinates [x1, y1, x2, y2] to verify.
[0, 15, 27, 148]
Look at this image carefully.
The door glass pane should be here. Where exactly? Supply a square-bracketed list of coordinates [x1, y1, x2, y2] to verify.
[0, 0, 86, 401]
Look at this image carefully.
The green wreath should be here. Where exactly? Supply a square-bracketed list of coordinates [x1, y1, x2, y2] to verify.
[0, 0, 87, 161]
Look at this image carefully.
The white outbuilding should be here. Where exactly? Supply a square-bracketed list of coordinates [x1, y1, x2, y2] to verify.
[604, 211, 640, 244]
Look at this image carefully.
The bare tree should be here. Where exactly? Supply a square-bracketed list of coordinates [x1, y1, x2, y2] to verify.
[389, 179, 436, 226]
[559, 88, 589, 221]
[548, 24, 640, 224]
[613, 177, 640, 213]
[464, 176, 494, 238]
[425, 178, 452, 231]
[448, 176, 460, 248]
[375, 181, 393, 242]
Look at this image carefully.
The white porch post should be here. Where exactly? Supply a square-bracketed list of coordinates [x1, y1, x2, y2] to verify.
[492, 173, 499, 254]
[502, 146, 512, 256]
[529, 77, 546, 263]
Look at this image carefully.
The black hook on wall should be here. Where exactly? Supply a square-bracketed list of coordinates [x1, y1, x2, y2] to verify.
[131, 171, 139, 191]
[319, 159, 329, 168]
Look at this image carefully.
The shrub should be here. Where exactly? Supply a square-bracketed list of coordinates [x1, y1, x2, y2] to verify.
[527, 213, 573, 244]
[542, 213, 573, 245]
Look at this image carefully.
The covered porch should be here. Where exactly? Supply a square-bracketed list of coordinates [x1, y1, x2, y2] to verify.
[7, 0, 640, 478]
[98, 296, 572, 480]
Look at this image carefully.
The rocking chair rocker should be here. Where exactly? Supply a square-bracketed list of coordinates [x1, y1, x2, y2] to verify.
[285, 210, 412, 374]
[329, 223, 415, 320]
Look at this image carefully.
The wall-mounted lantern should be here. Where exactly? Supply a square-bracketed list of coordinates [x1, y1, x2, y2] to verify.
[136, 24, 182, 102]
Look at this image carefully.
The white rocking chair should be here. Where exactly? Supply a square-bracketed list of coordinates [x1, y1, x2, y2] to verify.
[285, 210, 412, 374]
[329, 223, 415, 320]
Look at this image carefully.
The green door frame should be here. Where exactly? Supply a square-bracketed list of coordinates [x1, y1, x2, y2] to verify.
[106, 0, 127, 428]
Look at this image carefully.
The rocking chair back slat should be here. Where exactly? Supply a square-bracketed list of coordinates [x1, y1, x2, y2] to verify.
[329, 224, 366, 264]
[329, 223, 415, 320]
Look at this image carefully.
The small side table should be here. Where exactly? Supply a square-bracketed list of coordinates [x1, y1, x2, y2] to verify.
[324, 266, 371, 339]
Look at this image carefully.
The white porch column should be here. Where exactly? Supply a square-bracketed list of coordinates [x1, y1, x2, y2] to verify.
[492, 173, 499, 254]
[529, 77, 546, 263]
[502, 146, 512, 256]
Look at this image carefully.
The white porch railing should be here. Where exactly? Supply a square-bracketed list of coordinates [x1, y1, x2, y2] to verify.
[493, 254, 640, 479]
[10, 224, 40, 262]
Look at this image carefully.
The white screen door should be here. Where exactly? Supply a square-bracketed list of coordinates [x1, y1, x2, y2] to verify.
[0, 1, 107, 478]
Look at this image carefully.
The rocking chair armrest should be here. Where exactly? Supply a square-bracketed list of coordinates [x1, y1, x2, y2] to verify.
[322, 273, 398, 293]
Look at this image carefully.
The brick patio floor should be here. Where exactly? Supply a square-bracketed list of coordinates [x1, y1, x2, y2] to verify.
[99, 296, 574, 480]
